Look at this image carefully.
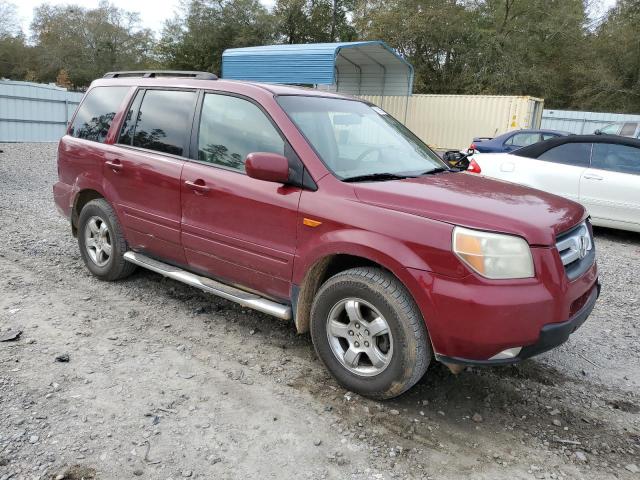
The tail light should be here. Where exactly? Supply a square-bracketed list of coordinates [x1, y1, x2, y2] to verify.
[467, 158, 481, 174]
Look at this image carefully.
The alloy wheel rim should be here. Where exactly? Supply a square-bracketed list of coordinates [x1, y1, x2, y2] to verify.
[326, 298, 393, 377]
[84, 216, 112, 267]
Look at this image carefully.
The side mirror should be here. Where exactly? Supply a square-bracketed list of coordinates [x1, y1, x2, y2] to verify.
[245, 152, 290, 184]
[594, 129, 602, 135]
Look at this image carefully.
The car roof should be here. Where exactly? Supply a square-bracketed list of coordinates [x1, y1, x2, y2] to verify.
[514, 134, 640, 158]
[91, 76, 356, 101]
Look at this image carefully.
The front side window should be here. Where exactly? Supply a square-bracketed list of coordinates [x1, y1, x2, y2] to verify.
[591, 143, 640, 175]
[131, 89, 197, 156]
[537, 142, 591, 167]
[69, 86, 129, 143]
[277, 96, 445, 179]
[197, 93, 284, 172]
[598, 123, 620, 135]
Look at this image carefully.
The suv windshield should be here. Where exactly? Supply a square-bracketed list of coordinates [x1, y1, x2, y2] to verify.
[277, 95, 446, 180]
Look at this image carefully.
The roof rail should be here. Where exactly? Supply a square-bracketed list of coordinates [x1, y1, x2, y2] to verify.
[103, 70, 218, 80]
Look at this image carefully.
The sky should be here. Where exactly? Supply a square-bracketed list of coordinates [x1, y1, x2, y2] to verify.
[15, 0, 616, 36]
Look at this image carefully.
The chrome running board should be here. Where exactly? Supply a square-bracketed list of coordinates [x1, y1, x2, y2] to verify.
[123, 251, 292, 320]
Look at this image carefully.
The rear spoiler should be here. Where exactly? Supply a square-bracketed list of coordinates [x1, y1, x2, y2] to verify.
[472, 137, 493, 142]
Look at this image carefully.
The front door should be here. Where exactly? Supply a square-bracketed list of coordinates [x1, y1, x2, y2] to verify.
[105, 88, 198, 265]
[181, 92, 301, 300]
[580, 142, 640, 229]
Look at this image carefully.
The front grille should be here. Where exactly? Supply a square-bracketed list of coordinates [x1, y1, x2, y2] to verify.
[555, 220, 595, 281]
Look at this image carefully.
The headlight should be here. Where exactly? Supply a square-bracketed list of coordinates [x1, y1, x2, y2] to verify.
[453, 226, 534, 279]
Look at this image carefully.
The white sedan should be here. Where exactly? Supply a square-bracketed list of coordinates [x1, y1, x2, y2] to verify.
[467, 135, 640, 233]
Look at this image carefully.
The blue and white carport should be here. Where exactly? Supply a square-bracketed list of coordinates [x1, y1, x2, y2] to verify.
[222, 41, 414, 97]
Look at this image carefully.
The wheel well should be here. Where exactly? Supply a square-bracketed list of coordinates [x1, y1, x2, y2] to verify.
[71, 190, 103, 237]
[293, 254, 384, 334]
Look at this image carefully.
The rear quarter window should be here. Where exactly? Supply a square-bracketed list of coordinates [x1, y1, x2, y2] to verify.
[69, 87, 130, 143]
[537, 143, 591, 167]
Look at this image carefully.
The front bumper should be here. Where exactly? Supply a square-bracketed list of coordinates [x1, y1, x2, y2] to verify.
[434, 281, 600, 366]
[405, 245, 599, 364]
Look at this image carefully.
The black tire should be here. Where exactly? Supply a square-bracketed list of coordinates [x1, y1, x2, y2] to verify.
[77, 198, 136, 281]
[310, 267, 430, 400]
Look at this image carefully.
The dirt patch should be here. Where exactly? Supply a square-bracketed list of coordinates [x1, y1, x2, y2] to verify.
[0, 143, 639, 479]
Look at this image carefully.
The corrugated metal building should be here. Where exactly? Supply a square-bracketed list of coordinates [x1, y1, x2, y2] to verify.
[541, 108, 640, 134]
[222, 41, 414, 96]
[0, 80, 84, 142]
[361, 94, 544, 150]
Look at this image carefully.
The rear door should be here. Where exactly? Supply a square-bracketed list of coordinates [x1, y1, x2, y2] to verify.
[106, 88, 198, 264]
[180, 92, 302, 300]
[580, 142, 640, 230]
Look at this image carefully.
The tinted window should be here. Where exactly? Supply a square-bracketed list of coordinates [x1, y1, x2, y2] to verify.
[542, 133, 559, 141]
[118, 90, 143, 146]
[132, 90, 197, 156]
[591, 143, 640, 175]
[69, 86, 129, 143]
[506, 133, 540, 147]
[537, 142, 591, 167]
[197, 94, 284, 172]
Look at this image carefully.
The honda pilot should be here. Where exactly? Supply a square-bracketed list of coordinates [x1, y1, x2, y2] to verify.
[53, 71, 600, 399]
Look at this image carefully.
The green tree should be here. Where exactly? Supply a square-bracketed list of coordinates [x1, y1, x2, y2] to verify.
[31, 1, 155, 87]
[354, 0, 475, 93]
[576, 0, 640, 112]
[274, 0, 356, 43]
[0, 1, 37, 81]
[157, 0, 275, 74]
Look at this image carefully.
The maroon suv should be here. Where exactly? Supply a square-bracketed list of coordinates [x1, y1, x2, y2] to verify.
[54, 71, 599, 399]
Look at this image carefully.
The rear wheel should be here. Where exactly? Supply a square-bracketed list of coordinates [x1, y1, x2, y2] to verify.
[77, 198, 135, 281]
[310, 267, 430, 399]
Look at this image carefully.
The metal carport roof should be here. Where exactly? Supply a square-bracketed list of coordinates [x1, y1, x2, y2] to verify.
[222, 41, 414, 96]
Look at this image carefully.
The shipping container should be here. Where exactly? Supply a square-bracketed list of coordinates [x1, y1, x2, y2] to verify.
[359, 94, 544, 151]
[0, 80, 83, 142]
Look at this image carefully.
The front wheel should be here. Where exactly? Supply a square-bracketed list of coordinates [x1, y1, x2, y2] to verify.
[310, 267, 430, 399]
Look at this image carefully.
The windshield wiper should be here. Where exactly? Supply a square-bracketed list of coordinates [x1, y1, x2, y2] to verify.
[419, 167, 453, 175]
[342, 172, 413, 182]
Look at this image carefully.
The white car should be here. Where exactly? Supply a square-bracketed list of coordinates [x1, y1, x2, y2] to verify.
[468, 135, 640, 233]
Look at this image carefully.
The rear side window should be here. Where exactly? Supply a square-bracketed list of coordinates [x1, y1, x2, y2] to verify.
[620, 122, 638, 137]
[541, 133, 559, 141]
[591, 143, 640, 175]
[506, 133, 540, 147]
[537, 143, 591, 167]
[129, 89, 197, 156]
[197, 93, 284, 172]
[69, 86, 129, 143]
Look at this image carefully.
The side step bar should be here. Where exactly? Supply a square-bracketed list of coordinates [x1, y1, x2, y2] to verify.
[123, 251, 292, 320]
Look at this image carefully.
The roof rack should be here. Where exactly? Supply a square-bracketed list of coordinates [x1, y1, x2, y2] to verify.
[103, 70, 218, 80]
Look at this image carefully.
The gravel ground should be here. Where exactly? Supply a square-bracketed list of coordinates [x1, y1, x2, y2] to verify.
[0, 143, 638, 480]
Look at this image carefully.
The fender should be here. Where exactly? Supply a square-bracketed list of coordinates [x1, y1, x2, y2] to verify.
[292, 228, 445, 335]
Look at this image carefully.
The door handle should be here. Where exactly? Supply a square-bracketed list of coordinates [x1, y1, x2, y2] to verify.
[184, 179, 210, 194]
[105, 159, 123, 172]
[583, 174, 603, 181]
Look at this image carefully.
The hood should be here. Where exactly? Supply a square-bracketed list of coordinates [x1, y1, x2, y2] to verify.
[353, 172, 586, 246]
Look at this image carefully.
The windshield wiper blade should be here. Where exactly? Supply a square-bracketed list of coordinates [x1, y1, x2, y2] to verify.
[419, 167, 453, 175]
[342, 172, 412, 182]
